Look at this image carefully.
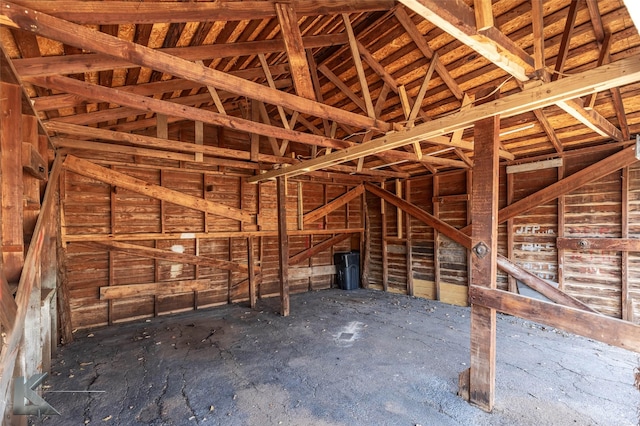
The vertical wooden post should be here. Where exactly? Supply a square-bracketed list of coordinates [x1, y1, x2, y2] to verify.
[0, 82, 24, 283]
[277, 177, 289, 316]
[506, 172, 516, 292]
[248, 236, 256, 309]
[557, 166, 565, 291]
[468, 88, 500, 412]
[381, 187, 388, 292]
[405, 180, 414, 296]
[396, 179, 403, 239]
[621, 167, 632, 321]
[433, 175, 441, 301]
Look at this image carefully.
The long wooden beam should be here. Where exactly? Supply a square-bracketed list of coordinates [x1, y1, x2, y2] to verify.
[556, 237, 640, 252]
[365, 182, 594, 312]
[247, 55, 640, 182]
[100, 279, 211, 300]
[82, 241, 249, 273]
[62, 155, 255, 223]
[304, 185, 364, 224]
[397, 1, 534, 81]
[14, 36, 338, 78]
[8, 0, 395, 24]
[1, 1, 389, 132]
[288, 233, 352, 265]
[470, 286, 640, 353]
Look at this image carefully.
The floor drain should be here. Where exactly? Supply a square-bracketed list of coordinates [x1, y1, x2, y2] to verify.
[339, 333, 354, 340]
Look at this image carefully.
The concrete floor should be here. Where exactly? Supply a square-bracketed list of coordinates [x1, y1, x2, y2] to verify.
[31, 289, 637, 425]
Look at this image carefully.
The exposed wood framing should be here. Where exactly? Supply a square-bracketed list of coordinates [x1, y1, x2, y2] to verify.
[1, 1, 389, 132]
[397, 0, 534, 81]
[470, 286, 640, 353]
[62, 155, 255, 223]
[288, 233, 351, 265]
[303, 185, 364, 224]
[248, 55, 640, 182]
[467, 88, 500, 412]
[7, 0, 395, 24]
[364, 182, 593, 311]
[100, 279, 212, 300]
[277, 177, 290, 316]
[275, 3, 316, 100]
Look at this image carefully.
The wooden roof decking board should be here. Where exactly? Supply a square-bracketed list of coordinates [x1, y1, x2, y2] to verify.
[0, 0, 639, 179]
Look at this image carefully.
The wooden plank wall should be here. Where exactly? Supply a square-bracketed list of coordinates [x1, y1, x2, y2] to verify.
[364, 148, 640, 323]
[61, 156, 362, 329]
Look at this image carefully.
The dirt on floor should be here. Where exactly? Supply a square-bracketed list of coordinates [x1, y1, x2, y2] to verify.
[28, 289, 638, 425]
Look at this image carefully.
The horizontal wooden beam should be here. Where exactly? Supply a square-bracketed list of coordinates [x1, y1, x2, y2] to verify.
[100, 279, 211, 300]
[9, 0, 394, 24]
[14, 35, 341, 78]
[288, 233, 351, 265]
[2, 1, 389, 132]
[63, 155, 254, 223]
[247, 55, 640, 182]
[81, 241, 250, 274]
[506, 158, 563, 174]
[470, 286, 640, 353]
[556, 237, 640, 252]
[289, 265, 336, 280]
[62, 228, 365, 243]
[304, 185, 364, 224]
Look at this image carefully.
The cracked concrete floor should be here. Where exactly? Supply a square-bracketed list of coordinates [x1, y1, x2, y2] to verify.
[31, 289, 638, 425]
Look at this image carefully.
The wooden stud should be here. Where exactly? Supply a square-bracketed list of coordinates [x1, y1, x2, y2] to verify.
[381, 188, 388, 292]
[405, 180, 414, 296]
[433, 175, 441, 301]
[194, 121, 204, 162]
[557, 166, 565, 291]
[248, 236, 257, 309]
[473, 0, 494, 31]
[396, 179, 403, 239]
[506, 173, 516, 293]
[468, 87, 500, 412]
[277, 177, 290, 316]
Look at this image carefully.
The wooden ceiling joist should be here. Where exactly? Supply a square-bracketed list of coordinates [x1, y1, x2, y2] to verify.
[1, 1, 390, 133]
[7, 0, 395, 24]
[248, 55, 640, 182]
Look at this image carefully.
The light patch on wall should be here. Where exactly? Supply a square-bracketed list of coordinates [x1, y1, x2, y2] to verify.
[171, 245, 185, 253]
[180, 233, 196, 239]
[170, 264, 183, 279]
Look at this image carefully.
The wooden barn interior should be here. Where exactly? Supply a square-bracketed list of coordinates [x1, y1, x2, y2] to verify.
[1, 0, 640, 421]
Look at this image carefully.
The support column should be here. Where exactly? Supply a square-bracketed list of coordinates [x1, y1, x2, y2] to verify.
[0, 82, 24, 283]
[277, 177, 290, 316]
[468, 88, 500, 411]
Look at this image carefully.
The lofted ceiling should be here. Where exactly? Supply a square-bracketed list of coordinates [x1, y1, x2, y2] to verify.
[1, 0, 640, 182]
